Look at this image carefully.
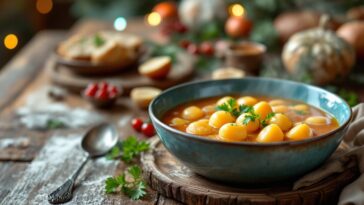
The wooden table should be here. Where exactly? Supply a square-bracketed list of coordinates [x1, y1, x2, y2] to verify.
[0, 19, 181, 205]
[0, 19, 362, 205]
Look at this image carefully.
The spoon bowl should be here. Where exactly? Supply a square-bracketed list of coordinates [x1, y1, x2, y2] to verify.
[81, 123, 119, 157]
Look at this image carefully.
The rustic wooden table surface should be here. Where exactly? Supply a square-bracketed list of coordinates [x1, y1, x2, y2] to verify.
[0, 19, 182, 205]
[0, 19, 363, 205]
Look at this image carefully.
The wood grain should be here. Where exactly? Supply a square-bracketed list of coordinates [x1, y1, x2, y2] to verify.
[0, 18, 361, 205]
[0, 133, 158, 205]
[141, 137, 359, 205]
[0, 162, 28, 204]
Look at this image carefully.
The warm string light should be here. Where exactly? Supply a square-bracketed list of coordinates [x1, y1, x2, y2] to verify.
[228, 4, 245, 17]
[146, 12, 162, 26]
[4, 34, 18, 50]
[114, 17, 127, 31]
[36, 0, 53, 14]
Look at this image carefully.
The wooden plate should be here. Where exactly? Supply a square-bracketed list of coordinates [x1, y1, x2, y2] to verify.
[141, 137, 359, 205]
[54, 46, 148, 76]
[49, 51, 195, 95]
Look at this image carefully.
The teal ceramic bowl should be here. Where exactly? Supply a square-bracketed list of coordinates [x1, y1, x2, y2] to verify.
[149, 78, 352, 184]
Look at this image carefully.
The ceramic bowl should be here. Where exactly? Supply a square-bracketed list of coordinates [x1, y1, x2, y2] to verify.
[225, 42, 266, 75]
[149, 78, 352, 184]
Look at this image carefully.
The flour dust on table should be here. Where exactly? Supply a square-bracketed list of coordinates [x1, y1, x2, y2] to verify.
[0, 137, 29, 149]
[1, 134, 119, 205]
[16, 87, 105, 130]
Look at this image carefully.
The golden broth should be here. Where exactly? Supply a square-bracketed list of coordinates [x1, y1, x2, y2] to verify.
[162, 96, 339, 142]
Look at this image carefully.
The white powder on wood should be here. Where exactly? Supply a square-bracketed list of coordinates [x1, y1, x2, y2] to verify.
[16, 86, 105, 130]
[0, 137, 29, 149]
[2, 134, 119, 205]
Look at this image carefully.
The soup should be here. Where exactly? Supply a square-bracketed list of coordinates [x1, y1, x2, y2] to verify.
[162, 96, 339, 143]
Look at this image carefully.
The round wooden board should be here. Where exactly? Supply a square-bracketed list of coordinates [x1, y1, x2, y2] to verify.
[141, 137, 359, 205]
[49, 52, 195, 95]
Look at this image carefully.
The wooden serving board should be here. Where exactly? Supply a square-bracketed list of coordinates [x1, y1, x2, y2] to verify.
[141, 137, 359, 205]
[49, 52, 195, 95]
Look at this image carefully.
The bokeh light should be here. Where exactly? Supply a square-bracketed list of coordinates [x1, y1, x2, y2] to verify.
[4, 34, 18, 50]
[147, 12, 162, 26]
[229, 4, 245, 17]
[114, 17, 127, 31]
[36, 0, 53, 14]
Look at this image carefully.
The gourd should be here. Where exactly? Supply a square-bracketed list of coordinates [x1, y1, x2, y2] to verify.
[282, 15, 356, 85]
[179, 0, 227, 30]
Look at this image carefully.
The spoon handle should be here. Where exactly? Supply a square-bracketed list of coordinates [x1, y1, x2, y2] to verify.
[48, 156, 90, 204]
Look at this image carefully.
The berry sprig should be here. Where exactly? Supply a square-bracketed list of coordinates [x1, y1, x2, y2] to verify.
[84, 82, 120, 100]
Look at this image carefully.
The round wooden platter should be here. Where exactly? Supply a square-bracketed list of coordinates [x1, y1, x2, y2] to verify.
[141, 137, 359, 205]
[49, 52, 195, 95]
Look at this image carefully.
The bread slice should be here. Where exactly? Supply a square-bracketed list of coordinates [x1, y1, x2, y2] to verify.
[91, 41, 131, 67]
[212, 67, 245, 80]
[130, 87, 162, 109]
[139, 56, 172, 79]
[57, 34, 93, 61]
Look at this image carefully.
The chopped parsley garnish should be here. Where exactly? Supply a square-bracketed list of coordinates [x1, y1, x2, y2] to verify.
[105, 165, 147, 200]
[217, 99, 276, 127]
[216, 99, 254, 117]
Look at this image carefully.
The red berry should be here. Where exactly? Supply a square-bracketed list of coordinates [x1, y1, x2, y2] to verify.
[131, 118, 144, 132]
[141, 123, 155, 137]
[108, 86, 119, 94]
[179, 40, 191, 49]
[187, 44, 199, 55]
[109, 91, 117, 98]
[96, 89, 108, 100]
[84, 83, 98, 97]
[99, 82, 108, 91]
[199, 42, 214, 56]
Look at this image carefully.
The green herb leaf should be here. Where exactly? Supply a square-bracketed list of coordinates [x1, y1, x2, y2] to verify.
[105, 165, 147, 200]
[106, 136, 150, 163]
[125, 181, 147, 200]
[261, 112, 276, 127]
[93, 34, 105, 47]
[122, 137, 150, 163]
[216, 99, 253, 117]
[46, 119, 65, 129]
[242, 114, 257, 125]
[105, 176, 121, 194]
[239, 105, 254, 114]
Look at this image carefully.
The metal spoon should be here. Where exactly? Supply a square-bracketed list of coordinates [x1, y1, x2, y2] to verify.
[48, 123, 118, 204]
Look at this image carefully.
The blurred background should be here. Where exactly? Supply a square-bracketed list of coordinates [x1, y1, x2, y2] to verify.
[0, 0, 363, 68]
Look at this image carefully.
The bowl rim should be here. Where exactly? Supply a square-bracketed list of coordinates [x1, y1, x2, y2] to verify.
[149, 77, 352, 147]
